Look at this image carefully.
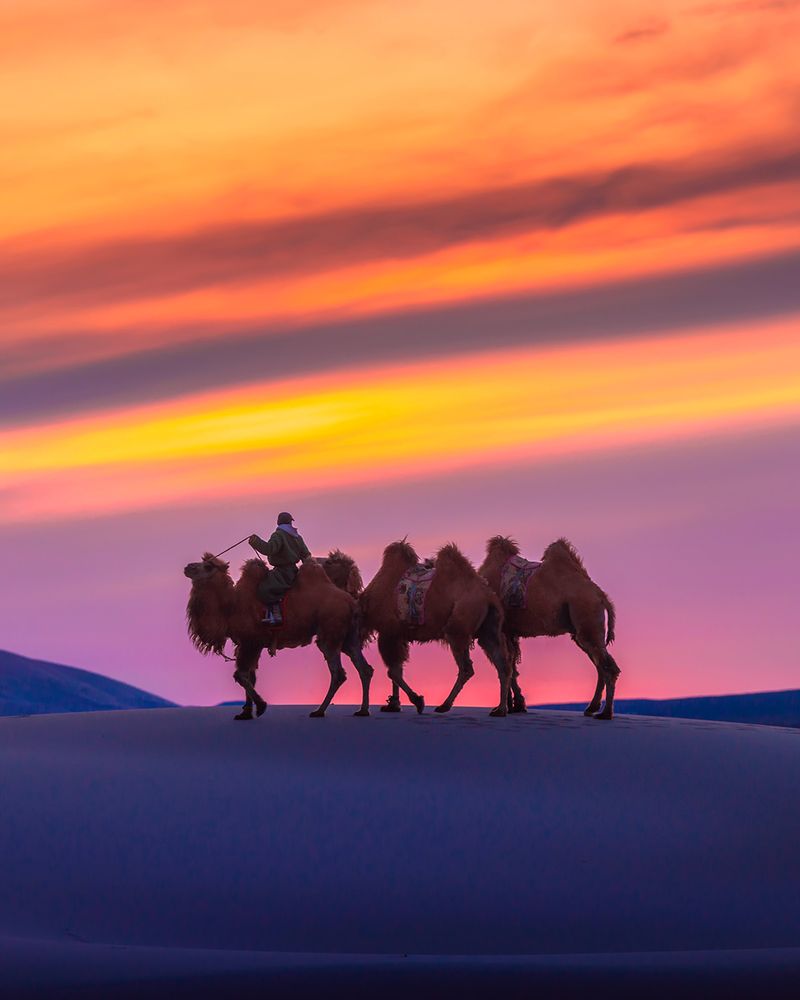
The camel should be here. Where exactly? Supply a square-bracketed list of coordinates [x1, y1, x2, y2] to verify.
[314, 549, 364, 598]
[479, 536, 620, 720]
[360, 540, 512, 717]
[184, 551, 373, 719]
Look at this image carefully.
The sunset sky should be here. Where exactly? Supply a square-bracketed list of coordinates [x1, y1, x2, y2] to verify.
[2, 0, 799, 707]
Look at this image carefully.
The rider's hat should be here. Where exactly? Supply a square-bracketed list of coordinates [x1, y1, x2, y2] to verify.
[277, 512, 294, 524]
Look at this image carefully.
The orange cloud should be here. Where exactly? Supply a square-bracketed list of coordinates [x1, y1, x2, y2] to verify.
[2, 0, 798, 388]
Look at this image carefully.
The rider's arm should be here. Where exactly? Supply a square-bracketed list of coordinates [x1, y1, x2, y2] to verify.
[248, 532, 283, 563]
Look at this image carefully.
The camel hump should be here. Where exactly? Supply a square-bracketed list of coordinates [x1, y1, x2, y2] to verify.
[296, 559, 329, 584]
[434, 542, 477, 575]
[382, 539, 419, 566]
[541, 537, 589, 576]
[323, 549, 364, 596]
[485, 535, 520, 559]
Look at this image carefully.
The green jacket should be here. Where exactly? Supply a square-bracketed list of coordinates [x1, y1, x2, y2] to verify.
[250, 528, 311, 568]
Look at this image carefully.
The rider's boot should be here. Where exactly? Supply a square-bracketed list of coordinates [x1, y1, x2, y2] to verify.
[262, 604, 281, 625]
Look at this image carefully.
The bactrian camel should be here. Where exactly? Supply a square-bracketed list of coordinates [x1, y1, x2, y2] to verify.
[360, 540, 512, 717]
[184, 551, 373, 719]
[479, 536, 620, 719]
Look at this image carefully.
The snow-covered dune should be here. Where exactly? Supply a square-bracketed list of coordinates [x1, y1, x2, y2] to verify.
[1, 706, 798, 998]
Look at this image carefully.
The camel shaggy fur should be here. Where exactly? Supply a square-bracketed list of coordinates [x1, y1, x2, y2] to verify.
[479, 536, 620, 720]
[184, 552, 373, 719]
[361, 541, 512, 717]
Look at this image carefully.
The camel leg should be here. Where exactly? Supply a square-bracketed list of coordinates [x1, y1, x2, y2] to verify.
[343, 636, 374, 717]
[310, 643, 347, 718]
[508, 669, 527, 713]
[597, 651, 621, 720]
[249, 668, 267, 716]
[476, 612, 511, 718]
[573, 630, 620, 720]
[381, 681, 402, 713]
[232, 669, 266, 719]
[435, 638, 474, 713]
[581, 658, 606, 717]
[378, 634, 424, 714]
[506, 636, 527, 713]
[233, 644, 266, 720]
[232, 670, 253, 720]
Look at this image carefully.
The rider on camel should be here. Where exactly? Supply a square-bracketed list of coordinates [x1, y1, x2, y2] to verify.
[249, 512, 311, 625]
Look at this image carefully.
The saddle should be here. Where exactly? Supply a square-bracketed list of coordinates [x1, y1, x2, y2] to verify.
[500, 555, 541, 609]
[396, 560, 436, 625]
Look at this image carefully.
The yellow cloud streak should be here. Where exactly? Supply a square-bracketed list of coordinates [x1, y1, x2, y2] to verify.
[2, 319, 799, 522]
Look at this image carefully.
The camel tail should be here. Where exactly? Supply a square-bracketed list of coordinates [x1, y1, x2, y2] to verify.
[345, 608, 362, 652]
[601, 592, 616, 645]
[352, 602, 375, 648]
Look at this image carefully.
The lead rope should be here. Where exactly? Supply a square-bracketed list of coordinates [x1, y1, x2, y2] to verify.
[213, 535, 252, 558]
[213, 533, 268, 565]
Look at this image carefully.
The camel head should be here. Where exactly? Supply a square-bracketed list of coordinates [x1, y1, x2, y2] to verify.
[184, 553, 233, 656]
[183, 553, 230, 582]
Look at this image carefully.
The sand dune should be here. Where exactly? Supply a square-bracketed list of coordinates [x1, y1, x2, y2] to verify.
[0, 648, 175, 716]
[1, 705, 798, 997]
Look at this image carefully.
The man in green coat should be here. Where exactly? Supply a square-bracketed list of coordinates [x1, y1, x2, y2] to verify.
[249, 512, 312, 625]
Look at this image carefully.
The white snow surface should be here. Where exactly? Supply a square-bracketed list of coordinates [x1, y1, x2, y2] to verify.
[1, 705, 799, 996]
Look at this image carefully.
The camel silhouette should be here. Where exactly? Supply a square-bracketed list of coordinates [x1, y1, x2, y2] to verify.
[480, 536, 620, 719]
[184, 552, 373, 719]
[360, 540, 512, 717]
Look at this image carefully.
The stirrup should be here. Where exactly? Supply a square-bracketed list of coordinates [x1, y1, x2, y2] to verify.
[262, 604, 283, 626]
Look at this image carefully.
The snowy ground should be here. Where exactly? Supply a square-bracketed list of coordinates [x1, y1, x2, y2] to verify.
[1, 705, 799, 998]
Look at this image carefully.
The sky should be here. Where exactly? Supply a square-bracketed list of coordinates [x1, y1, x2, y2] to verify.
[1, 0, 799, 707]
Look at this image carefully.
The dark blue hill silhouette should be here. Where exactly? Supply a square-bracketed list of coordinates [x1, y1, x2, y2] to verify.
[0, 649, 175, 716]
[539, 690, 800, 728]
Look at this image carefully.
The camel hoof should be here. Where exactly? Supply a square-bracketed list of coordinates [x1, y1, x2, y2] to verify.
[584, 707, 600, 717]
[233, 711, 253, 721]
[434, 704, 450, 714]
[594, 710, 613, 721]
[309, 709, 326, 718]
[380, 698, 401, 713]
[353, 708, 370, 717]
[489, 706, 507, 718]
[255, 700, 268, 717]
[511, 701, 528, 714]
[411, 695, 425, 715]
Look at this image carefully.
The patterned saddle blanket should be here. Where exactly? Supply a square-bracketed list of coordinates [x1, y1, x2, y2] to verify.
[500, 555, 541, 609]
[396, 561, 436, 625]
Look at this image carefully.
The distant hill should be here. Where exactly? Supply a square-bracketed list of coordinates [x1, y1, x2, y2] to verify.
[539, 690, 800, 728]
[3, 646, 798, 727]
[0, 649, 175, 716]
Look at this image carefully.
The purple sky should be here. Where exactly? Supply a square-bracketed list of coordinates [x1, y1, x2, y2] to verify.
[3, 422, 797, 707]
